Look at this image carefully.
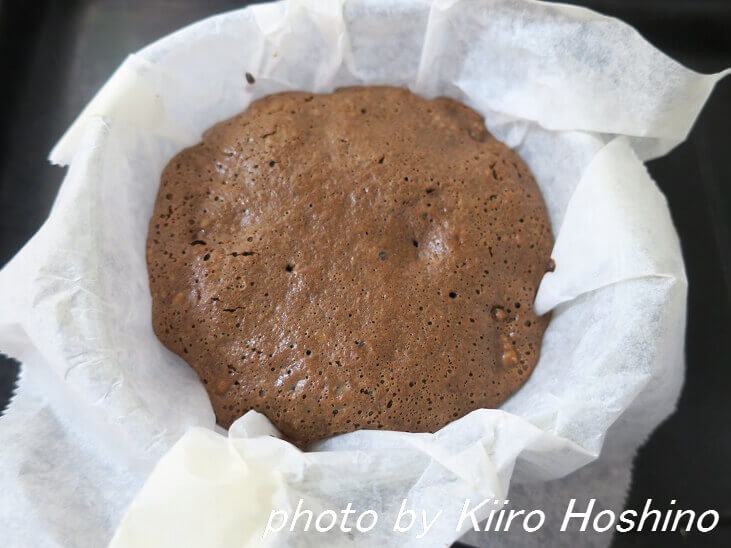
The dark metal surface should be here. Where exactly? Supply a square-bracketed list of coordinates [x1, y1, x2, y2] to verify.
[0, 1, 729, 547]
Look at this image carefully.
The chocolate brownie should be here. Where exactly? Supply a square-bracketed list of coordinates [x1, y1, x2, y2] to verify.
[147, 87, 553, 447]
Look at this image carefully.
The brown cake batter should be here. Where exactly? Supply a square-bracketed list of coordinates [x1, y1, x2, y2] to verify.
[147, 87, 553, 447]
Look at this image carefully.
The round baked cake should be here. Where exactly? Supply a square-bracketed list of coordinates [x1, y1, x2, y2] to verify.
[147, 87, 554, 448]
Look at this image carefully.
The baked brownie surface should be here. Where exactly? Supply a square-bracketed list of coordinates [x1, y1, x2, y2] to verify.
[147, 87, 553, 447]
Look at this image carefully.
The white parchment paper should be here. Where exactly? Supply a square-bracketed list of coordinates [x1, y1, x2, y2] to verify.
[0, 0, 728, 546]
